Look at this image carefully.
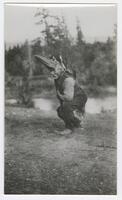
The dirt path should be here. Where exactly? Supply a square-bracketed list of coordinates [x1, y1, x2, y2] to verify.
[5, 106, 116, 194]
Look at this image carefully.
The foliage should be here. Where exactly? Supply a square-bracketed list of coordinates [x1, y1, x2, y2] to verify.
[5, 8, 117, 97]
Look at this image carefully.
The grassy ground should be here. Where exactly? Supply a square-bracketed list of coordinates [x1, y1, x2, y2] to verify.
[5, 106, 117, 194]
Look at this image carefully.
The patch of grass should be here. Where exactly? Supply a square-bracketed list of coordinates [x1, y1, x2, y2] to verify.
[5, 106, 116, 194]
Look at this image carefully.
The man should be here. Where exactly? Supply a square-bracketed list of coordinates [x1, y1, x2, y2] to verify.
[35, 55, 87, 134]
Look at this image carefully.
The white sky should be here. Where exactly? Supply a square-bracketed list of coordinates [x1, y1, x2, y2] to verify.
[5, 4, 117, 45]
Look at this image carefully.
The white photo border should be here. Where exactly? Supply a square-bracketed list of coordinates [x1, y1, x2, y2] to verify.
[0, 0, 121, 200]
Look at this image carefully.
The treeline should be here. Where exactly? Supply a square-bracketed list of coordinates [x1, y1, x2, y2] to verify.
[5, 8, 117, 90]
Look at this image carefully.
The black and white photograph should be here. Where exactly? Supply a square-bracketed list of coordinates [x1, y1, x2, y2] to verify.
[4, 3, 117, 195]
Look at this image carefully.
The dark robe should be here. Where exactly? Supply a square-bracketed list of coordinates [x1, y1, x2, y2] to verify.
[55, 70, 87, 129]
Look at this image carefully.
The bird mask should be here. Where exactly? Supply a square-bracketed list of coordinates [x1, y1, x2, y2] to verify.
[35, 55, 66, 79]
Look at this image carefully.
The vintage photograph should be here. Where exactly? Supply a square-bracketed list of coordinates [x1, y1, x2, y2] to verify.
[5, 3, 117, 194]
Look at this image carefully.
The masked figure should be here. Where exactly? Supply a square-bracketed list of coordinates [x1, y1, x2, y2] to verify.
[35, 55, 87, 134]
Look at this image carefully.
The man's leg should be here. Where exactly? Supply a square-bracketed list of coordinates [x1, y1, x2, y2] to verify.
[56, 105, 72, 134]
[73, 109, 85, 128]
[57, 102, 81, 130]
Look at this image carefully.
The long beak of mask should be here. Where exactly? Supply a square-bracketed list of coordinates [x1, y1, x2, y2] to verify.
[35, 55, 66, 72]
[35, 55, 57, 71]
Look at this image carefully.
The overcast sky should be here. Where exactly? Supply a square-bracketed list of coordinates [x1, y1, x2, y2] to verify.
[5, 4, 117, 46]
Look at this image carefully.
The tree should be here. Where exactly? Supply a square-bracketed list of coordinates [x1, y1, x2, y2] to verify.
[76, 19, 84, 45]
[90, 52, 110, 86]
[72, 19, 85, 75]
[5, 45, 24, 76]
[34, 8, 72, 66]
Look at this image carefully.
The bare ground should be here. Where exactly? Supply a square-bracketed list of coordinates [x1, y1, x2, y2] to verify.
[5, 106, 117, 194]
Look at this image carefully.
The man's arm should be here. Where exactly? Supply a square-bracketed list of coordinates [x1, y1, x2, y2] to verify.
[57, 77, 75, 101]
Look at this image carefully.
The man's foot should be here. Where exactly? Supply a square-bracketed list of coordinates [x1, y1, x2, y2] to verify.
[59, 129, 72, 135]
